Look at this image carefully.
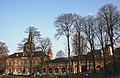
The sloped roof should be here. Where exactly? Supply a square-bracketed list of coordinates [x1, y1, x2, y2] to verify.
[8, 51, 48, 58]
[44, 55, 89, 63]
[71, 55, 87, 61]
[44, 58, 68, 63]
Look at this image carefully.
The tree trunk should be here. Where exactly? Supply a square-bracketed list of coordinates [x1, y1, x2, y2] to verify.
[102, 45, 107, 77]
[92, 50, 96, 73]
[110, 36, 116, 77]
[67, 35, 71, 75]
[77, 56, 80, 74]
[77, 32, 80, 74]
[109, 13, 117, 77]
[91, 43, 96, 73]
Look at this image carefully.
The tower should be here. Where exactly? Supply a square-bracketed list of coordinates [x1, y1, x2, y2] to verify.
[48, 48, 53, 60]
[24, 30, 35, 53]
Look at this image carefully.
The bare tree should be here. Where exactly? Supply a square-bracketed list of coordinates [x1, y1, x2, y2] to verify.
[0, 41, 9, 74]
[37, 37, 52, 74]
[37, 37, 52, 54]
[17, 26, 41, 51]
[0, 41, 9, 58]
[95, 17, 109, 76]
[56, 50, 65, 58]
[72, 15, 85, 74]
[83, 15, 96, 73]
[54, 13, 76, 75]
[97, 4, 120, 76]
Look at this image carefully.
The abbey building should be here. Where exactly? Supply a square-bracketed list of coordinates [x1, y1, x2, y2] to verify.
[4, 31, 53, 75]
[4, 31, 120, 76]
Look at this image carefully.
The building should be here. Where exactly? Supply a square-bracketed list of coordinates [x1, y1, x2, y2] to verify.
[4, 31, 53, 75]
[41, 45, 120, 76]
[4, 31, 120, 76]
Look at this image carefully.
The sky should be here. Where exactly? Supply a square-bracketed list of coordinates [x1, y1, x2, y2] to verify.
[0, 0, 120, 58]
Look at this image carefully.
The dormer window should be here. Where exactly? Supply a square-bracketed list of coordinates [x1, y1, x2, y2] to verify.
[23, 53, 25, 56]
[16, 54, 18, 56]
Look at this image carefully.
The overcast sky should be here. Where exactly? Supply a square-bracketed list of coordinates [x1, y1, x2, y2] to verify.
[0, 0, 120, 58]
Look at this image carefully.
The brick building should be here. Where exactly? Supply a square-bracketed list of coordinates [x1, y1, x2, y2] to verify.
[4, 31, 53, 75]
[4, 31, 120, 76]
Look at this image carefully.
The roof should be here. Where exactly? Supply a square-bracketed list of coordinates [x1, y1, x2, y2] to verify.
[44, 58, 68, 63]
[44, 55, 90, 63]
[8, 51, 48, 58]
[71, 55, 87, 61]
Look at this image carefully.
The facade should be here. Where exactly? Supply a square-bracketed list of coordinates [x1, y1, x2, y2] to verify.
[4, 31, 53, 75]
[42, 56, 108, 76]
[4, 31, 120, 76]
[5, 51, 51, 75]
[41, 45, 120, 76]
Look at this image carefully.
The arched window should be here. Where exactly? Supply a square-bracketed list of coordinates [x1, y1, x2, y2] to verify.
[48, 68, 52, 74]
[96, 65, 101, 69]
[68, 68, 73, 73]
[61, 68, 66, 74]
[96, 65, 101, 70]
[43, 68, 46, 73]
[55, 68, 59, 73]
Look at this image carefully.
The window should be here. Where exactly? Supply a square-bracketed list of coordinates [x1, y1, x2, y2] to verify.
[43, 68, 46, 73]
[96, 65, 101, 68]
[61, 68, 66, 74]
[55, 68, 59, 73]
[96, 65, 101, 70]
[48, 68, 52, 74]
[68, 68, 73, 73]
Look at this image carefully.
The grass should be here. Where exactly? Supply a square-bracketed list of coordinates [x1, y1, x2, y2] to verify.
[1, 73, 119, 78]
[34, 73, 112, 78]
[1, 75, 29, 78]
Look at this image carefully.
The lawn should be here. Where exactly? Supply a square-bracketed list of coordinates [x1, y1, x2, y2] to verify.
[1, 73, 118, 78]
[1, 75, 29, 78]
